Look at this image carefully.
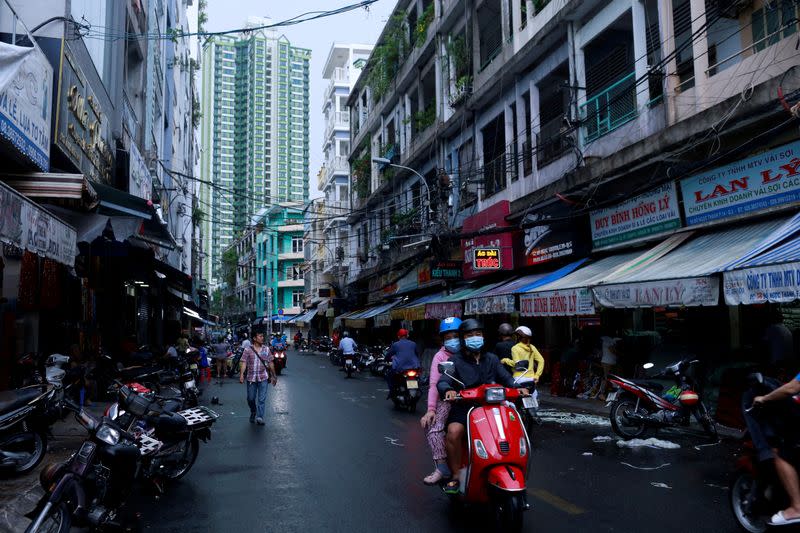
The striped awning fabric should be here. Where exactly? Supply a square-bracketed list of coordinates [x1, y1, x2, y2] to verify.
[2, 172, 98, 207]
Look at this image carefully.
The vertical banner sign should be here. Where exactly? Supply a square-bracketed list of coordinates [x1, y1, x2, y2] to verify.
[0, 42, 53, 171]
[129, 141, 152, 200]
[590, 182, 681, 248]
[680, 141, 800, 226]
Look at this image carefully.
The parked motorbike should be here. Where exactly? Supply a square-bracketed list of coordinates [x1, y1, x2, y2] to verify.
[25, 397, 144, 532]
[389, 368, 422, 412]
[607, 358, 717, 440]
[272, 344, 287, 375]
[729, 373, 800, 533]
[0, 385, 61, 476]
[438, 361, 530, 532]
[329, 348, 343, 367]
[107, 384, 218, 487]
[316, 336, 332, 353]
[227, 345, 243, 378]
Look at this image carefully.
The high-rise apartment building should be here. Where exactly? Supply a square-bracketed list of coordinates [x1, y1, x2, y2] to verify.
[199, 18, 310, 286]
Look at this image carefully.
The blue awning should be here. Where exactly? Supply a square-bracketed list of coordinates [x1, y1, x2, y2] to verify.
[736, 231, 800, 268]
[723, 211, 800, 270]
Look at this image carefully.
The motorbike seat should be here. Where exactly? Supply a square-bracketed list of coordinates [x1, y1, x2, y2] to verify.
[631, 380, 664, 392]
[0, 388, 42, 415]
[147, 411, 189, 434]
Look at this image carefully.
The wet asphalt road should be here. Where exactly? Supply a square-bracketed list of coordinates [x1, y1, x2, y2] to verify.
[130, 350, 744, 532]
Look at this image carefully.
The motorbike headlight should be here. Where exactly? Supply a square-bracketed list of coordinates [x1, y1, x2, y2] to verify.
[485, 387, 506, 403]
[96, 424, 121, 445]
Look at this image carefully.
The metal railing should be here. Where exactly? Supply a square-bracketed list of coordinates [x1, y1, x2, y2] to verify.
[327, 156, 349, 174]
[325, 111, 350, 138]
[537, 115, 570, 167]
[580, 71, 637, 143]
[325, 67, 349, 99]
[123, 92, 140, 140]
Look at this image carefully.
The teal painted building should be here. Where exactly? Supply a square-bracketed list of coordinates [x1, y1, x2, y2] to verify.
[256, 203, 306, 324]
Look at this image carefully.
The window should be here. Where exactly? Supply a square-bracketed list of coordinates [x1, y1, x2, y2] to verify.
[291, 236, 303, 253]
[292, 290, 304, 308]
[285, 264, 303, 280]
[752, 2, 799, 53]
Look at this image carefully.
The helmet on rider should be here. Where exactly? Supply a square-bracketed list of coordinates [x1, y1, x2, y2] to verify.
[397, 328, 409, 339]
[515, 325, 532, 338]
[498, 323, 514, 336]
[342, 331, 350, 338]
[439, 317, 462, 334]
[459, 318, 485, 353]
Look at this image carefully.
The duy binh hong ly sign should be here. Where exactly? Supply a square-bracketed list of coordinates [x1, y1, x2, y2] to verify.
[680, 140, 800, 226]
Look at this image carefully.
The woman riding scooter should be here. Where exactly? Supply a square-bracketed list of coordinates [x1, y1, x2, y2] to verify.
[419, 317, 461, 485]
[501, 326, 545, 395]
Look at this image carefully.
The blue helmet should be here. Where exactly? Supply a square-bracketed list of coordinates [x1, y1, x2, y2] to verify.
[439, 317, 462, 334]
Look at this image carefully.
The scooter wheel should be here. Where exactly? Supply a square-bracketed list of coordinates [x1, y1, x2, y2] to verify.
[610, 399, 649, 440]
[730, 472, 768, 533]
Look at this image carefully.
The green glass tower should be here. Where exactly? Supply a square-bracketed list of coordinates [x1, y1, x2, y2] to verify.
[200, 20, 310, 286]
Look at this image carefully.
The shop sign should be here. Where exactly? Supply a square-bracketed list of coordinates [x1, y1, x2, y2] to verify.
[390, 305, 426, 321]
[374, 313, 392, 327]
[462, 201, 519, 279]
[464, 294, 515, 315]
[473, 248, 500, 270]
[0, 42, 53, 171]
[0, 182, 76, 267]
[680, 140, 800, 226]
[430, 260, 462, 280]
[590, 182, 681, 248]
[593, 277, 719, 308]
[519, 288, 595, 317]
[425, 302, 462, 319]
[521, 207, 590, 266]
[724, 263, 800, 305]
[55, 46, 115, 183]
[129, 141, 152, 200]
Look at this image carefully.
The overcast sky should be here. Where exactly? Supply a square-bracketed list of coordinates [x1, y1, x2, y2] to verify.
[201, 0, 396, 198]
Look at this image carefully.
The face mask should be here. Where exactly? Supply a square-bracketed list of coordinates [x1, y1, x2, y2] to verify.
[464, 336, 484, 351]
[444, 339, 461, 353]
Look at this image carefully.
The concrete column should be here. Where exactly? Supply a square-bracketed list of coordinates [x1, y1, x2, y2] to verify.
[515, 87, 527, 180]
[568, 21, 586, 147]
[504, 100, 514, 186]
[501, 0, 511, 45]
[689, 0, 709, 96]
[510, 0, 521, 47]
[631, 0, 650, 110]
[656, 0, 678, 125]
[529, 79, 540, 187]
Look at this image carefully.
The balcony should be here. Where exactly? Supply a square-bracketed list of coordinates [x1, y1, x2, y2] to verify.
[580, 71, 637, 144]
[123, 92, 140, 140]
[278, 251, 304, 261]
[325, 67, 349, 102]
[327, 156, 349, 175]
[278, 278, 305, 288]
[325, 111, 350, 140]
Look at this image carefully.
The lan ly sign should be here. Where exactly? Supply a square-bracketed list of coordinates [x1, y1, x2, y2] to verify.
[474, 248, 501, 270]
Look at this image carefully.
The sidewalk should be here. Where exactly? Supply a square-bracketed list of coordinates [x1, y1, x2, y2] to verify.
[0, 405, 103, 533]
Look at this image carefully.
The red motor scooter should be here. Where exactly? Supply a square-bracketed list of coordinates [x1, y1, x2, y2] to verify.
[439, 361, 530, 532]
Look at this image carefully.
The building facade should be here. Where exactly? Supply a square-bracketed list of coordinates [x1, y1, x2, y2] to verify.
[199, 19, 311, 286]
[256, 203, 306, 325]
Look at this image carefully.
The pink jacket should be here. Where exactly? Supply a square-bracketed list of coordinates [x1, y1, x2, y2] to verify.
[427, 347, 452, 412]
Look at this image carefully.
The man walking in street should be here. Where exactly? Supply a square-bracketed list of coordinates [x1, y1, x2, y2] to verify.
[239, 328, 277, 425]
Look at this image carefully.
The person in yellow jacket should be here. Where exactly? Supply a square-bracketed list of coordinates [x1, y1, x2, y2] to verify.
[500, 326, 545, 384]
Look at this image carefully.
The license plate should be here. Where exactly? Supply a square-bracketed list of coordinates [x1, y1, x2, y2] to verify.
[606, 391, 618, 403]
[522, 396, 538, 409]
[190, 364, 198, 370]
[345, 359, 353, 365]
[407, 380, 418, 389]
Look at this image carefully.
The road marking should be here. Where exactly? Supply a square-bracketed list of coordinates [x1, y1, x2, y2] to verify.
[390, 418, 405, 428]
[528, 488, 585, 515]
[384, 436, 404, 447]
[620, 462, 671, 471]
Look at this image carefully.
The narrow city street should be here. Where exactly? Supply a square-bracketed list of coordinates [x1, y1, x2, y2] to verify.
[129, 349, 742, 532]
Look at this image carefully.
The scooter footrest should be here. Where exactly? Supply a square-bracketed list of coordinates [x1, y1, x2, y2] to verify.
[177, 406, 219, 427]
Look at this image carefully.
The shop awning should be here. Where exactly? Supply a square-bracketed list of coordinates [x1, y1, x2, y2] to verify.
[593, 217, 795, 308]
[462, 259, 590, 315]
[735, 233, 800, 268]
[2, 172, 98, 208]
[93, 182, 153, 219]
[519, 253, 643, 316]
[423, 284, 478, 320]
[391, 291, 447, 321]
[0, 180, 77, 267]
[289, 309, 318, 325]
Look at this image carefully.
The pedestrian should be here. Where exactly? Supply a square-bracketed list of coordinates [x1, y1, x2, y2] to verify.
[598, 329, 621, 401]
[212, 336, 229, 383]
[420, 317, 461, 485]
[239, 328, 277, 425]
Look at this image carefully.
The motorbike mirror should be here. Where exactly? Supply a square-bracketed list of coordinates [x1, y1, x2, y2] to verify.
[438, 361, 455, 374]
[642, 362, 655, 370]
[514, 360, 530, 371]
